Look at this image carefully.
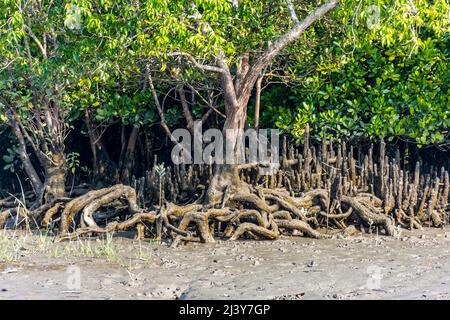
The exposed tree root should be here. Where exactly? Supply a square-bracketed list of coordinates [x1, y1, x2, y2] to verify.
[57, 211, 157, 241]
[272, 210, 293, 221]
[275, 219, 331, 239]
[42, 203, 64, 227]
[341, 196, 394, 236]
[59, 186, 121, 234]
[177, 211, 215, 243]
[56, 184, 140, 234]
[2, 156, 448, 246]
[0, 209, 11, 229]
[230, 222, 280, 241]
[229, 193, 274, 213]
[81, 185, 139, 228]
[0, 207, 29, 229]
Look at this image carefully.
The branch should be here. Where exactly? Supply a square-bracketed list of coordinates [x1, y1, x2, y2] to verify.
[201, 108, 214, 123]
[286, 0, 300, 26]
[235, 53, 250, 93]
[24, 25, 47, 59]
[10, 119, 43, 194]
[178, 85, 195, 133]
[146, 66, 189, 152]
[183, 83, 226, 119]
[408, 0, 418, 14]
[168, 52, 225, 74]
[241, 0, 339, 96]
[15, 115, 40, 157]
[216, 52, 239, 110]
[264, 0, 338, 65]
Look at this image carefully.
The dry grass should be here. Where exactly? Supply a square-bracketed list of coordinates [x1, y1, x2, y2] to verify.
[0, 230, 154, 266]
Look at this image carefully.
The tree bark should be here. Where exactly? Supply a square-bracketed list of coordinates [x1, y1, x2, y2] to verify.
[11, 120, 43, 195]
[254, 75, 263, 129]
[206, 1, 339, 204]
[178, 85, 195, 134]
[84, 110, 116, 185]
[207, 99, 249, 204]
[121, 126, 139, 184]
[43, 152, 67, 203]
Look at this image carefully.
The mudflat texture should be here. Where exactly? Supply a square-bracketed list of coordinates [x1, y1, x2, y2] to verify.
[0, 227, 449, 300]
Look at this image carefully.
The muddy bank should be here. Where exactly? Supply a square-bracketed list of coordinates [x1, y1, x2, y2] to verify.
[0, 227, 449, 300]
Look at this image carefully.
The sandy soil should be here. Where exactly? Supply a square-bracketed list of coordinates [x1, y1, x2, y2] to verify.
[0, 227, 449, 300]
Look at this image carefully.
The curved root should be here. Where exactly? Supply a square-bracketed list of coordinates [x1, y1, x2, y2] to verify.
[230, 222, 280, 241]
[57, 211, 157, 241]
[177, 211, 215, 243]
[4, 167, 439, 246]
[341, 196, 394, 236]
[275, 219, 331, 239]
[60, 185, 125, 234]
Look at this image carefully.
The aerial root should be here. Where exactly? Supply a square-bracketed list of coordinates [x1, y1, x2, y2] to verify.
[177, 211, 215, 243]
[275, 219, 331, 239]
[341, 196, 394, 236]
[59, 185, 127, 234]
[2, 181, 446, 245]
[230, 221, 280, 241]
[0, 207, 29, 229]
[57, 211, 157, 241]
[0, 209, 11, 229]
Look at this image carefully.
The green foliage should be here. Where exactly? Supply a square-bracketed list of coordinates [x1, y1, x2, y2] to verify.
[66, 152, 81, 174]
[269, 0, 450, 145]
[2, 146, 20, 173]
[66, 0, 339, 130]
[1, 0, 449, 188]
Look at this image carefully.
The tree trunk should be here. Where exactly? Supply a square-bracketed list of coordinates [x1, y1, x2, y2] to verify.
[206, 55, 253, 204]
[200, 1, 340, 204]
[179, 85, 195, 134]
[84, 111, 116, 185]
[207, 102, 249, 204]
[43, 152, 67, 203]
[11, 120, 43, 196]
[121, 126, 139, 184]
[254, 75, 263, 129]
